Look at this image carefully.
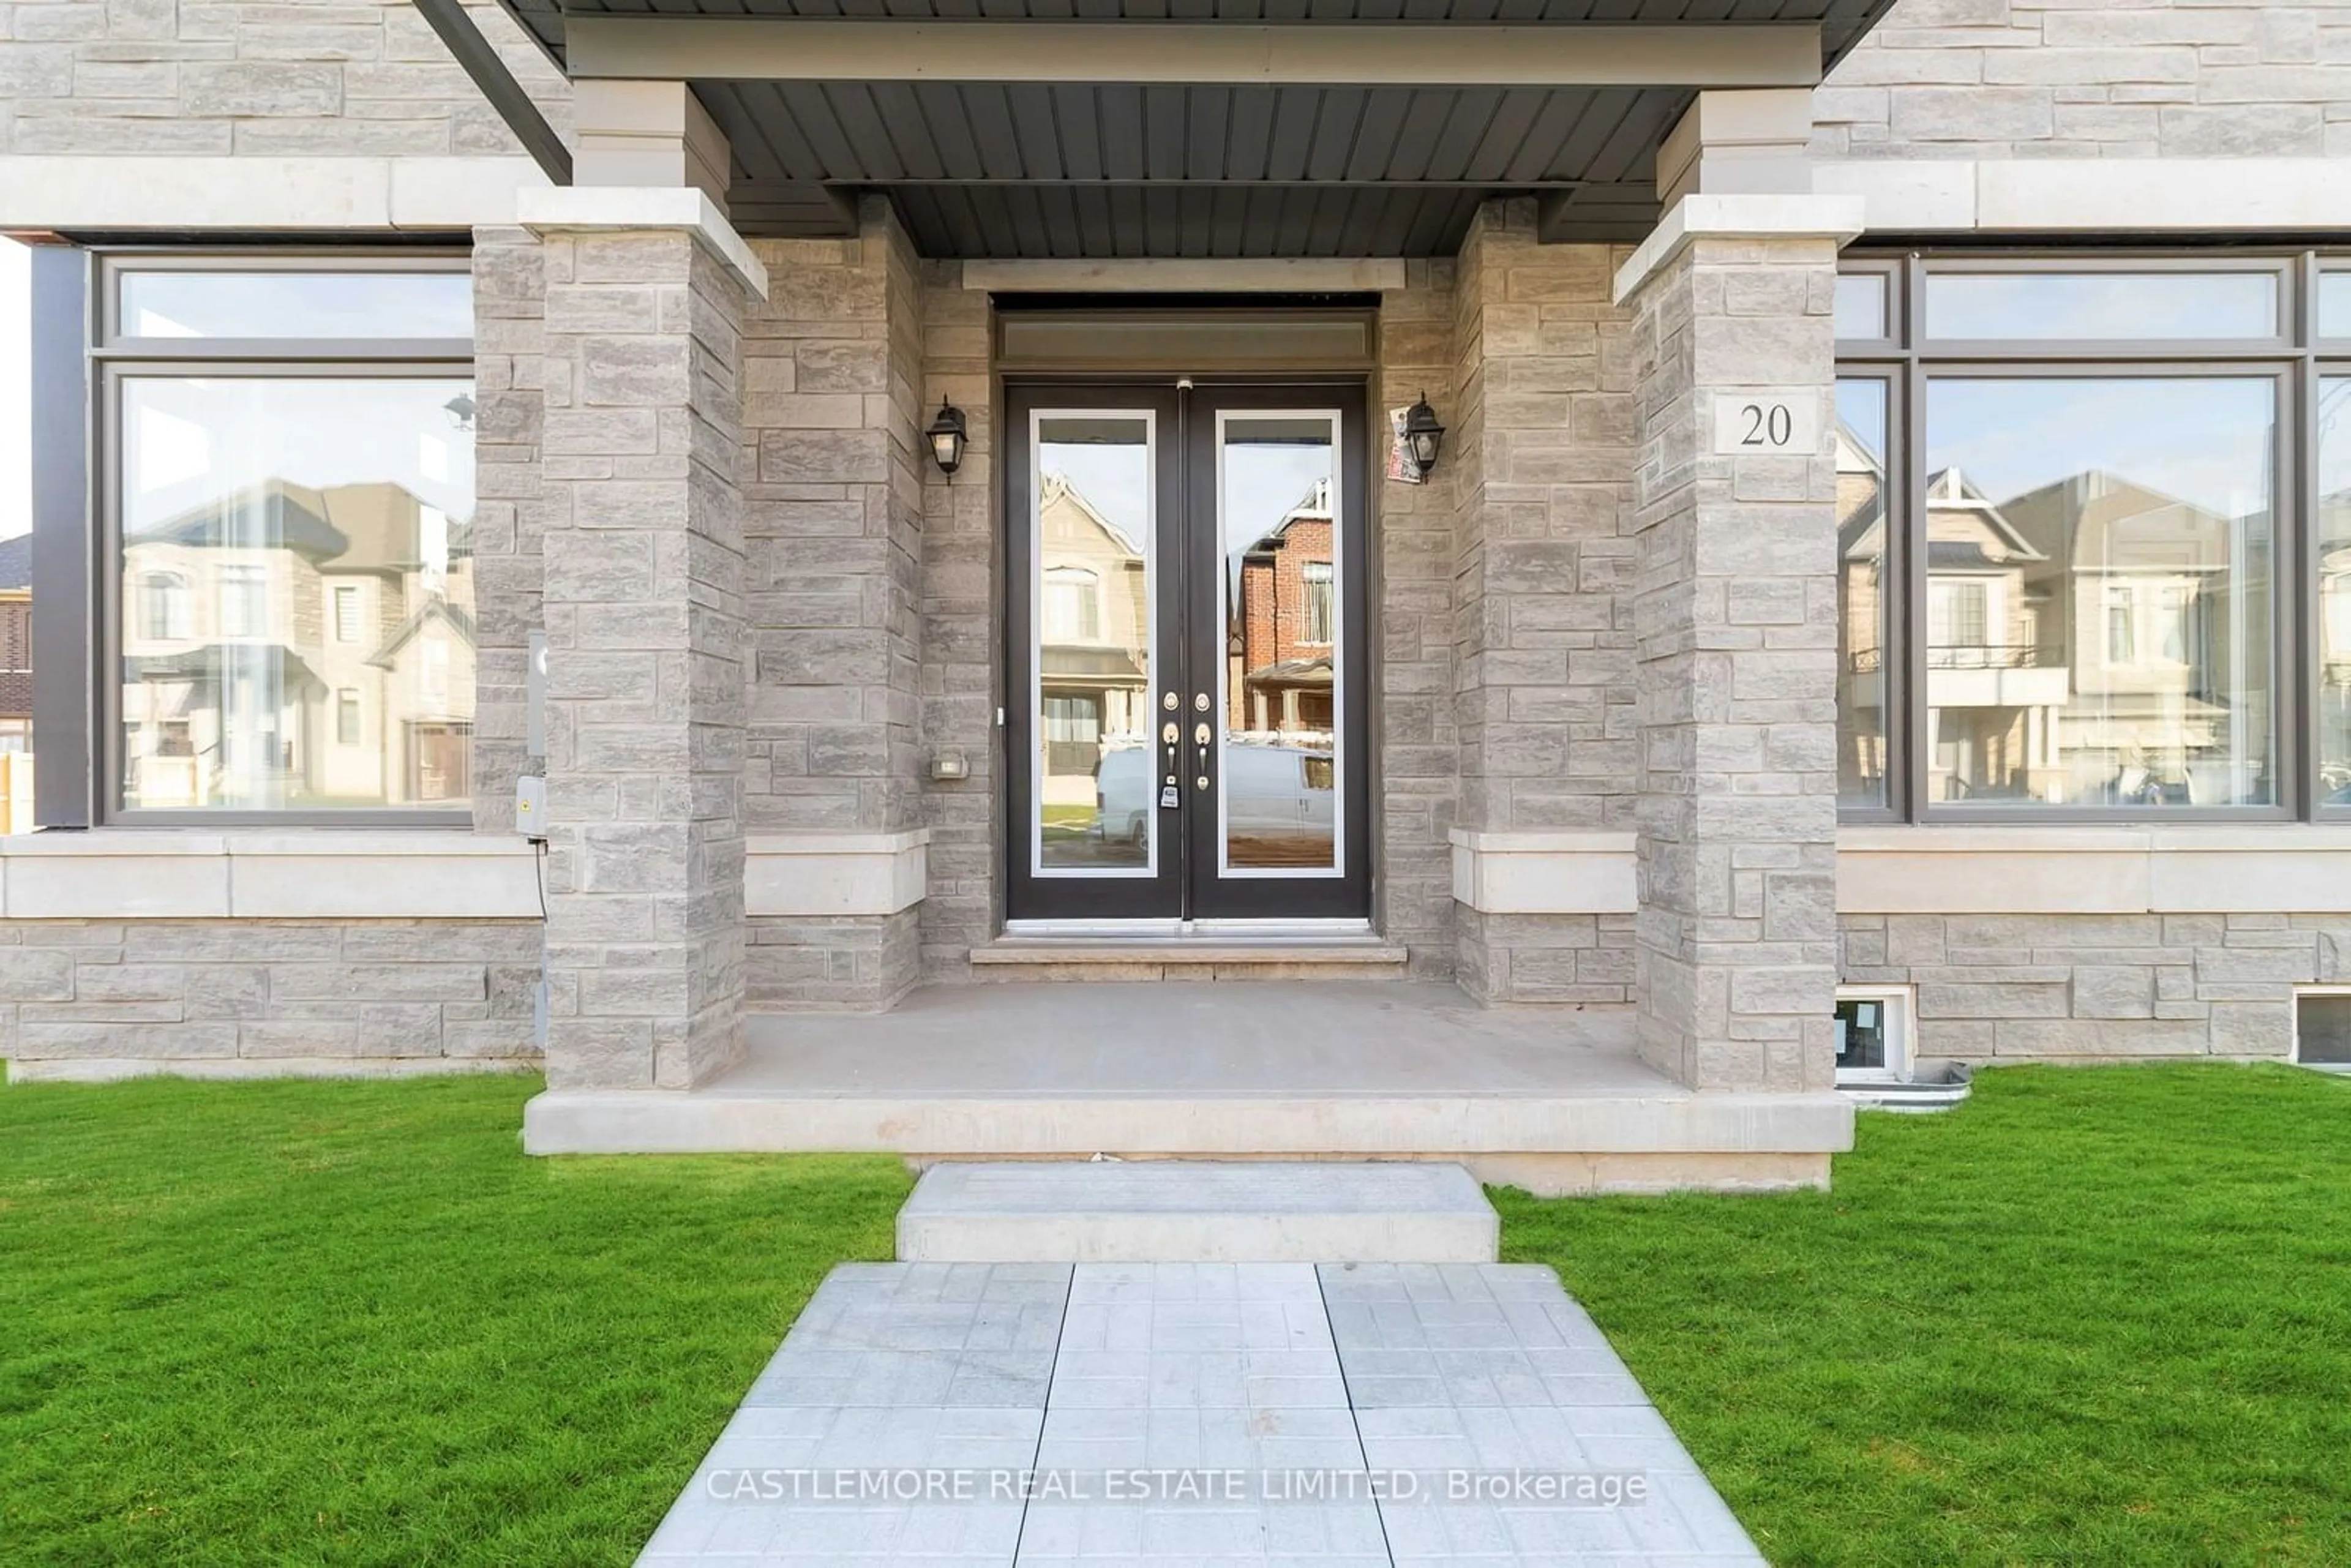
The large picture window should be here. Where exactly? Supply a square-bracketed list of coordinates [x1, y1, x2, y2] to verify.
[1842, 255, 2346, 821]
[103, 255, 475, 820]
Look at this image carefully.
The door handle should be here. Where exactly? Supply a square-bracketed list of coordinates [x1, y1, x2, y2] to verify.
[1193, 721, 1213, 792]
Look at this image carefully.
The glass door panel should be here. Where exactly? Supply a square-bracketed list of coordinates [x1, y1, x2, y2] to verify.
[1030, 411, 1158, 876]
[1217, 412, 1342, 875]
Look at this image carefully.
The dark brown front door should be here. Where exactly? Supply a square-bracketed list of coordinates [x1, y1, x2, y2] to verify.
[1005, 379, 1371, 925]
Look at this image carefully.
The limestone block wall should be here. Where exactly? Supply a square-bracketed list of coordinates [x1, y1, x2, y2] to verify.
[917, 264, 997, 979]
[1373, 258, 1461, 977]
[739, 206, 928, 1010]
[1816, 0, 2351, 160]
[0, 0, 568, 157]
[0, 919, 542, 1079]
[1447, 200, 1641, 1003]
[469, 223, 547, 837]
[1840, 912, 2351, 1060]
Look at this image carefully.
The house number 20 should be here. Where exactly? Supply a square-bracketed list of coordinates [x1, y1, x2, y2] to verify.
[1711, 392, 1820, 457]
[1739, 402, 1794, 447]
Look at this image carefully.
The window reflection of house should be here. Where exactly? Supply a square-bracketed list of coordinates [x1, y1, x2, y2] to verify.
[1908, 467, 2271, 807]
[0, 535, 31, 759]
[1228, 476, 1336, 740]
[1836, 421, 1888, 801]
[1035, 471, 1149, 813]
[2324, 487, 2351, 803]
[120, 477, 475, 810]
[1916, 466, 2069, 803]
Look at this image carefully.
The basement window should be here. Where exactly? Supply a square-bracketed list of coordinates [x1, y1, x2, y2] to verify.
[2295, 989, 2351, 1066]
[1835, 987, 1912, 1084]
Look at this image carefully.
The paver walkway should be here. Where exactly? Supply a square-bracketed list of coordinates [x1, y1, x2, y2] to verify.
[639, 1262, 1763, 1566]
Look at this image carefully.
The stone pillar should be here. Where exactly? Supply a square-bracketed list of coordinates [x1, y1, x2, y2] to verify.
[520, 187, 768, 1089]
[1618, 191, 1861, 1093]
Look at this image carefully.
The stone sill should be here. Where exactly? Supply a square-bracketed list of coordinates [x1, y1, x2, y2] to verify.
[1837, 824, 2351, 916]
[746, 830, 929, 919]
[0, 831, 541, 921]
[1450, 829, 1637, 915]
[1445, 825, 2351, 919]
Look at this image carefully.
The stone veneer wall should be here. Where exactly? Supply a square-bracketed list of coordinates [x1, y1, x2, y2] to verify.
[1815, 0, 2351, 161]
[1840, 912, 2351, 1059]
[470, 223, 547, 836]
[0, 920, 541, 1076]
[917, 264, 997, 978]
[0, 0, 568, 157]
[739, 204, 928, 1009]
[1373, 258, 1461, 977]
[1447, 200, 1640, 1003]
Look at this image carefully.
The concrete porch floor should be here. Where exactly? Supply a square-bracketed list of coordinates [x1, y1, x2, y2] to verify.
[523, 983, 1853, 1193]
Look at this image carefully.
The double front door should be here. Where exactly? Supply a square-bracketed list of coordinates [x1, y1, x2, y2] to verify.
[1006, 380, 1370, 923]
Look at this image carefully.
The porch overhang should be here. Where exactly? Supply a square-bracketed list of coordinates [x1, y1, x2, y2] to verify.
[481, 2, 1899, 255]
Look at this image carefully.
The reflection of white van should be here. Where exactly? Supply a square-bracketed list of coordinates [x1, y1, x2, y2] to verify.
[1226, 743, 1336, 848]
[1095, 746, 1153, 845]
[1095, 742, 1335, 851]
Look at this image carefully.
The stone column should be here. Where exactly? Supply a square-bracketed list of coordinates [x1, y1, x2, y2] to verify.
[1618, 191, 1861, 1093]
[520, 188, 768, 1090]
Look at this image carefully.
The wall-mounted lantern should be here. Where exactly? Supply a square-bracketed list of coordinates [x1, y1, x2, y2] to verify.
[926, 399, 969, 478]
[1402, 392, 1445, 475]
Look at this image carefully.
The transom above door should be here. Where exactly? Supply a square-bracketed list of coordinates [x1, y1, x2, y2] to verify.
[1005, 379, 1370, 924]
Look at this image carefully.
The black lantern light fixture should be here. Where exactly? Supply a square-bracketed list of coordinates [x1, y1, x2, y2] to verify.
[1403, 391, 1445, 475]
[441, 392, 477, 432]
[926, 398, 969, 478]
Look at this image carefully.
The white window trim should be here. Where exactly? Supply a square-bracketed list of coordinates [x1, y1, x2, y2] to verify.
[1835, 983, 1914, 1085]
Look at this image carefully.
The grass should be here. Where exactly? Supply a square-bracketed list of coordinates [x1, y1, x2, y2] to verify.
[1498, 1063, 2351, 1567]
[0, 1073, 909, 1566]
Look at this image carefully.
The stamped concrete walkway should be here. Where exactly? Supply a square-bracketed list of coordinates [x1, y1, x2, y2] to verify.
[637, 1262, 1764, 1566]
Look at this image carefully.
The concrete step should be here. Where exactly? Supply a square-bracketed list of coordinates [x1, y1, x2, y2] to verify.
[895, 1160, 1498, 1263]
[967, 938, 1410, 983]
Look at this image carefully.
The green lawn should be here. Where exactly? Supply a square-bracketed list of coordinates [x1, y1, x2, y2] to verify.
[1499, 1063, 2351, 1567]
[0, 1074, 908, 1566]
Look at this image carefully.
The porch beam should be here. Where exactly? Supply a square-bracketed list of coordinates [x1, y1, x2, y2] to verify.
[566, 19, 1823, 89]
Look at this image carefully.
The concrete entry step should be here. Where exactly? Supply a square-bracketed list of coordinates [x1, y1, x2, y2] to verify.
[967, 937, 1409, 982]
[897, 1160, 1499, 1263]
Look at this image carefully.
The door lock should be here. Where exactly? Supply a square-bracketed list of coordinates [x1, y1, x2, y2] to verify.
[1193, 722, 1212, 748]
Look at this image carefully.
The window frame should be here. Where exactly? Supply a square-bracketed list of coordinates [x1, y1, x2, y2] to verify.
[1834, 985, 1914, 1086]
[1840, 249, 2334, 825]
[1834, 366, 1906, 822]
[89, 248, 475, 828]
[2293, 985, 2351, 1067]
